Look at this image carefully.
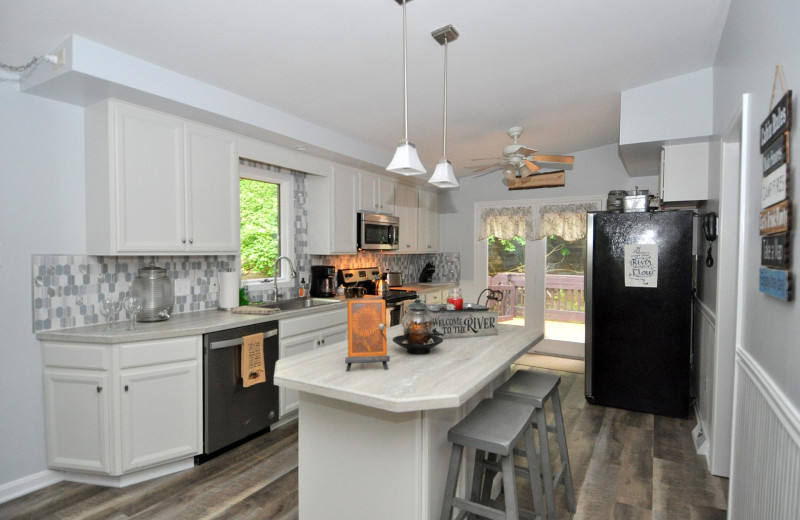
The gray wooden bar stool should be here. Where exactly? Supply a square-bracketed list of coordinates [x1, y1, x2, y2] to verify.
[493, 370, 576, 519]
[441, 398, 544, 520]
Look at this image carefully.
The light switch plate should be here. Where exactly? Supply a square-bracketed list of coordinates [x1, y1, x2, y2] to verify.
[174, 278, 191, 296]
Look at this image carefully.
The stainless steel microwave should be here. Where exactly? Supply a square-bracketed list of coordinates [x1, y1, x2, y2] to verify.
[357, 212, 399, 250]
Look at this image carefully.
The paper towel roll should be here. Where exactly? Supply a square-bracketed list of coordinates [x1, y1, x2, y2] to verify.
[218, 272, 240, 310]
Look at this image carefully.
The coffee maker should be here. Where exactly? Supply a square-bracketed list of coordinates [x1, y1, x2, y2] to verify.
[310, 265, 337, 297]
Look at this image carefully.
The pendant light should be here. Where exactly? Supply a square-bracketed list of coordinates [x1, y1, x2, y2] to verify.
[428, 25, 460, 188]
[387, 0, 426, 175]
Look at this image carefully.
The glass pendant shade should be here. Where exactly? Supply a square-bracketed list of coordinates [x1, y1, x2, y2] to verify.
[387, 140, 426, 175]
[428, 158, 459, 188]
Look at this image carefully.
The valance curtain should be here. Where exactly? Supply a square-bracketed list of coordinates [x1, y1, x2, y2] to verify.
[535, 202, 599, 241]
[478, 206, 535, 241]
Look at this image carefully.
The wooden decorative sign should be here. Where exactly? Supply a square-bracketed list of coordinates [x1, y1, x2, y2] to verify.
[758, 68, 793, 301]
[346, 298, 388, 370]
[762, 132, 789, 175]
[760, 200, 792, 235]
[508, 171, 565, 190]
[761, 233, 791, 268]
[429, 309, 499, 338]
[759, 267, 793, 301]
[761, 164, 789, 209]
[760, 90, 792, 153]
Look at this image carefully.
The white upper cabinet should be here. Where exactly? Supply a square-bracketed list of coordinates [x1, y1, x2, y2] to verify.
[660, 142, 709, 202]
[307, 165, 358, 255]
[85, 99, 239, 255]
[359, 173, 396, 215]
[395, 183, 418, 252]
[417, 188, 439, 253]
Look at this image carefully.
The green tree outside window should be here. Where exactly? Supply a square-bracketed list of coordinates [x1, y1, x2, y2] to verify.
[240, 178, 280, 279]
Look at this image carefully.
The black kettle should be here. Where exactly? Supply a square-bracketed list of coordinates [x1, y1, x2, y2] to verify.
[419, 262, 436, 283]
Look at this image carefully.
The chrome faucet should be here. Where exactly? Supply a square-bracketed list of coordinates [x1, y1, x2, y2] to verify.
[273, 256, 297, 301]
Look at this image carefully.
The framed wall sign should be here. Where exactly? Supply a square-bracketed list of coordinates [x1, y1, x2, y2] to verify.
[760, 90, 792, 153]
[762, 132, 789, 175]
[346, 298, 389, 370]
[761, 164, 789, 209]
[761, 233, 791, 268]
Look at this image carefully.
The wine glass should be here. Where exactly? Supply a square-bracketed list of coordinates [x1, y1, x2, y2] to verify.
[99, 300, 114, 332]
[124, 295, 143, 331]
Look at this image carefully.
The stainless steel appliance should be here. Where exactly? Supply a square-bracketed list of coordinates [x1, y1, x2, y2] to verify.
[339, 267, 417, 326]
[585, 210, 693, 417]
[202, 321, 279, 456]
[131, 261, 174, 321]
[310, 265, 336, 297]
[357, 212, 399, 250]
[386, 271, 403, 287]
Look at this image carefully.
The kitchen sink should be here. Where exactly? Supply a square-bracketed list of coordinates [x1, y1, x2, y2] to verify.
[252, 298, 341, 312]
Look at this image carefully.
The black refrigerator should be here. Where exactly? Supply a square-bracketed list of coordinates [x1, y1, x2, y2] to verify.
[585, 210, 693, 418]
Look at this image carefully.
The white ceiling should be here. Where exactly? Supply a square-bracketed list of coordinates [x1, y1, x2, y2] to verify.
[1, 0, 731, 177]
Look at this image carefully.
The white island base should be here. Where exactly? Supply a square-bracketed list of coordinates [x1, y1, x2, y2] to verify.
[275, 324, 543, 520]
[298, 385, 498, 520]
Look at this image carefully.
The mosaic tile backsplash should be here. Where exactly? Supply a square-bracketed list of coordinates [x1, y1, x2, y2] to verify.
[33, 159, 459, 332]
[32, 255, 236, 332]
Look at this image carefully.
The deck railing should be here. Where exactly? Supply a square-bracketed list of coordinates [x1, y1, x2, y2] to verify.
[487, 273, 585, 323]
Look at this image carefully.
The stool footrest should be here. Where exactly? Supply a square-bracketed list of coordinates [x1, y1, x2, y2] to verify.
[482, 499, 544, 520]
[452, 497, 508, 520]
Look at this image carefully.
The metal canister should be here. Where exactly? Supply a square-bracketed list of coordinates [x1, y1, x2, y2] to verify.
[607, 190, 626, 212]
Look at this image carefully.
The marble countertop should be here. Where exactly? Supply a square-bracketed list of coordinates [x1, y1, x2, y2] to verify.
[36, 300, 346, 344]
[274, 324, 543, 413]
[396, 282, 456, 293]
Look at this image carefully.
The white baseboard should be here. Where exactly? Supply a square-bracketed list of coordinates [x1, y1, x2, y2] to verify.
[0, 469, 63, 505]
[61, 458, 194, 488]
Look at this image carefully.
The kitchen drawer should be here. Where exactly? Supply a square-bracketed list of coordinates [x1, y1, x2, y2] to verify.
[43, 342, 109, 370]
[280, 308, 347, 338]
[120, 336, 200, 369]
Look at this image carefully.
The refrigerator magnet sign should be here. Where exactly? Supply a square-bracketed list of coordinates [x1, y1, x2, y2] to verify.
[624, 244, 658, 288]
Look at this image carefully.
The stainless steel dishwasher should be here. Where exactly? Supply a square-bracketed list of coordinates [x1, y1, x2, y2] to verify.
[202, 321, 279, 456]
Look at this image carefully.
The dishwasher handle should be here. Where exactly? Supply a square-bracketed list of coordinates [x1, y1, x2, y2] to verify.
[209, 328, 278, 350]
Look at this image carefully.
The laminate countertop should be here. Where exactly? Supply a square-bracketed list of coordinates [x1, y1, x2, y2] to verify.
[35, 300, 346, 344]
[274, 323, 543, 413]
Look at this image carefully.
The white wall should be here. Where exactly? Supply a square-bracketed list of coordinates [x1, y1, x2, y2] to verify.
[440, 143, 659, 280]
[714, 0, 800, 414]
[0, 86, 86, 487]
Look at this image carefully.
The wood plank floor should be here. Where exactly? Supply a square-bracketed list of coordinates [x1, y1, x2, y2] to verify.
[0, 367, 728, 519]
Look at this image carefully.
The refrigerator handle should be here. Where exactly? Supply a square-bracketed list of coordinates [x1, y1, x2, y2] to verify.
[584, 212, 595, 398]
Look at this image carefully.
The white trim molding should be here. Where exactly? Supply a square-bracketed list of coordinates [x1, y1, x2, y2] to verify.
[0, 470, 63, 505]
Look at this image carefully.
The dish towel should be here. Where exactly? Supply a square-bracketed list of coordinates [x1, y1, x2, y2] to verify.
[241, 333, 266, 387]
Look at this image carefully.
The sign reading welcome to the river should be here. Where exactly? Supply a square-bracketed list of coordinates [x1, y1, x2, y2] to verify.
[430, 310, 498, 338]
[758, 74, 793, 301]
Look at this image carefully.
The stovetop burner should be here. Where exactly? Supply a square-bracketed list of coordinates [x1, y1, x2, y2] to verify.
[338, 267, 417, 302]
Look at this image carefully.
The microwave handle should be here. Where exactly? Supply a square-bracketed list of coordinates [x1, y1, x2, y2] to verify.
[390, 225, 399, 245]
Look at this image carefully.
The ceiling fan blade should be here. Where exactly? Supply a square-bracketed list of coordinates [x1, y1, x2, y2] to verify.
[469, 163, 504, 173]
[515, 146, 537, 156]
[523, 160, 541, 175]
[470, 157, 503, 161]
[531, 154, 575, 165]
[470, 166, 505, 178]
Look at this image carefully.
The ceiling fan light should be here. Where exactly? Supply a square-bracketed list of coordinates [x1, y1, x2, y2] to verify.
[428, 159, 459, 188]
[502, 165, 516, 179]
[387, 140, 426, 175]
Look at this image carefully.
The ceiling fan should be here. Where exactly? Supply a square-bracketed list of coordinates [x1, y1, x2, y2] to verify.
[469, 126, 575, 181]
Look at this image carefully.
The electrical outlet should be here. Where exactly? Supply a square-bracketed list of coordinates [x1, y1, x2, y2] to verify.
[175, 278, 191, 296]
[210, 277, 219, 292]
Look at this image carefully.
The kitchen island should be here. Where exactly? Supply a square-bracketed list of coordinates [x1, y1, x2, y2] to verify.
[274, 323, 542, 520]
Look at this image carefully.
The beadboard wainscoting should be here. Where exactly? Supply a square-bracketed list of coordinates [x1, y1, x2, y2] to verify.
[728, 348, 800, 518]
[692, 299, 716, 465]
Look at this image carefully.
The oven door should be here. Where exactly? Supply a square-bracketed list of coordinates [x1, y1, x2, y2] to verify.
[386, 302, 403, 327]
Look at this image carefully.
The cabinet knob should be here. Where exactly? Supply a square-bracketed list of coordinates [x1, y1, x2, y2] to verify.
[321, 338, 325, 345]
[189, 238, 193, 244]
[124, 385, 129, 392]
[182, 238, 186, 244]
[96, 386, 102, 393]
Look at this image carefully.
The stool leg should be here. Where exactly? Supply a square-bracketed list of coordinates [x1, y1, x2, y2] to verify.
[551, 391, 576, 513]
[523, 424, 545, 518]
[501, 453, 520, 520]
[440, 444, 463, 520]
[535, 407, 556, 519]
[470, 449, 487, 504]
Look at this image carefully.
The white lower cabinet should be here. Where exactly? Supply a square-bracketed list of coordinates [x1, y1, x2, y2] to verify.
[42, 336, 202, 477]
[279, 308, 347, 417]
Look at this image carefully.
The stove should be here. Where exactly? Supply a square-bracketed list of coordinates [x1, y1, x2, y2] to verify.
[338, 267, 417, 325]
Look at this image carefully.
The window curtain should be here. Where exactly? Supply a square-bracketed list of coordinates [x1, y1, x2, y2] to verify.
[535, 202, 599, 241]
[478, 206, 535, 240]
